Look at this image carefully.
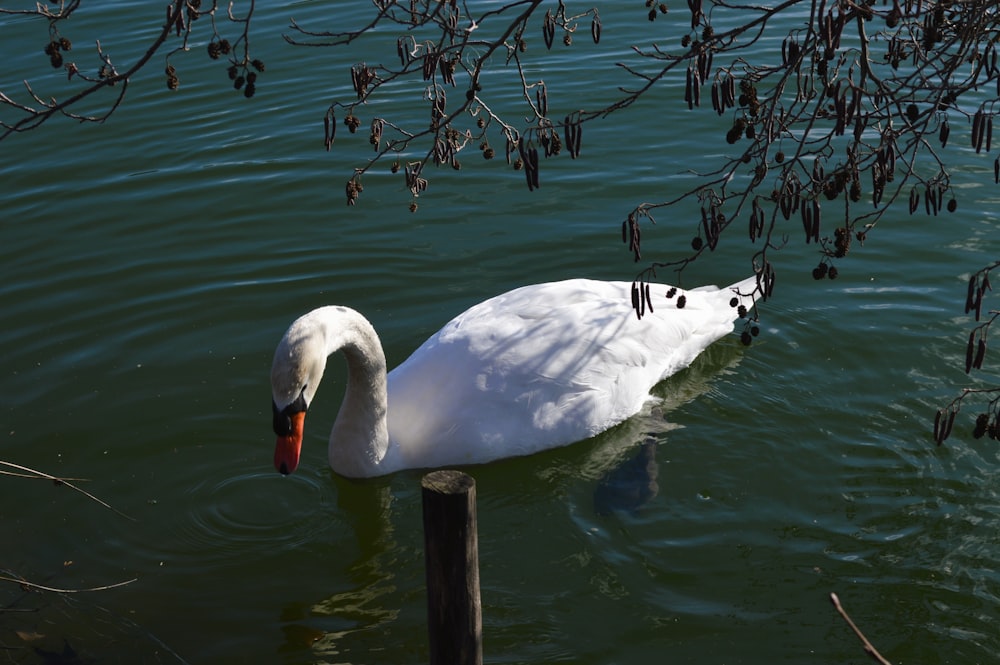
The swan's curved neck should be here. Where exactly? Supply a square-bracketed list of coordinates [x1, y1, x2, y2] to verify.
[314, 307, 391, 478]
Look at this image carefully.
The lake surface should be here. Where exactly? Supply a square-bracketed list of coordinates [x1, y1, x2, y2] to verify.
[2, 2, 999, 664]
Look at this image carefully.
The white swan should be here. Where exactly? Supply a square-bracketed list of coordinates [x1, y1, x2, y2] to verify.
[271, 276, 758, 478]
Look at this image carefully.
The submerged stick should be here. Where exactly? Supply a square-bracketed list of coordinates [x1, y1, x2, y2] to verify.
[0, 573, 137, 594]
[830, 592, 893, 665]
[0, 460, 135, 521]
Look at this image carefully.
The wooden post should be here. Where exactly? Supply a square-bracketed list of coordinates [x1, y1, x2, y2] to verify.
[422, 470, 483, 665]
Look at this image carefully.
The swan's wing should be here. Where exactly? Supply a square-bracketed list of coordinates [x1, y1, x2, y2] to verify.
[385, 278, 746, 469]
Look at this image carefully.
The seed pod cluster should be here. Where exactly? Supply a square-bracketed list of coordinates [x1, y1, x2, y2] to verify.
[800, 198, 820, 244]
[971, 410, 1000, 440]
[832, 85, 861, 137]
[687, 0, 703, 29]
[352, 64, 377, 99]
[710, 73, 737, 116]
[345, 177, 363, 206]
[933, 408, 957, 445]
[369, 118, 384, 151]
[781, 35, 800, 67]
[971, 109, 994, 154]
[439, 56, 457, 86]
[776, 171, 802, 220]
[738, 79, 761, 118]
[922, 182, 950, 216]
[964, 270, 992, 321]
[685, 66, 701, 110]
[324, 108, 336, 150]
[535, 83, 548, 117]
[756, 261, 775, 301]
[964, 328, 988, 374]
[518, 137, 540, 191]
[396, 37, 413, 67]
[405, 163, 428, 196]
[591, 13, 602, 43]
[430, 89, 447, 130]
[422, 52, 438, 81]
[564, 114, 583, 159]
[819, 7, 846, 58]
[833, 226, 850, 257]
[701, 204, 723, 250]
[623, 213, 642, 262]
[538, 126, 562, 157]
[165, 64, 179, 91]
[44, 37, 71, 68]
[748, 199, 765, 242]
[630, 280, 654, 320]
[739, 321, 761, 346]
[542, 10, 556, 50]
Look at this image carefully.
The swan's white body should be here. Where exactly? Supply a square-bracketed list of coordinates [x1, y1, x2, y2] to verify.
[271, 277, 757, 478]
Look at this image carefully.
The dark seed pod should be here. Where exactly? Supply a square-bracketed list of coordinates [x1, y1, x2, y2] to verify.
[685, 66, 695, 110]
[965, 274, 977, 314]
[740, 330, 752, 346]
[631, 282, 642, 320]
[973, 110, 985, 153]
[591, 15, 602, 44]
[542, 10, 555, 50]
[974, 338, 987, 370]
[939, 120, 950, 148]
[934, 409, 943, 443]
[909, 187, 919, 214]
[644, 283, 654, 314]
[676, 294, 687, 309]
[811, 200, 821, 242]
[966, 330, 976, 373]
[730, 297, 738, 307]
[737, 304, 748, 317]
[974, 413, 990, 438]
[943, 409, 956, 440]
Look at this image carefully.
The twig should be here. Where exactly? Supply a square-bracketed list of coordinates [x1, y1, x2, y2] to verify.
[830, 592, 893, 665]
[0, 574, 136, 594]
[0, 460, 135, 522]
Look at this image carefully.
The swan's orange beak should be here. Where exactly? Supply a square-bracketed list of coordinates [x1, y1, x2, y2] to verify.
[274, 411, 305, 475]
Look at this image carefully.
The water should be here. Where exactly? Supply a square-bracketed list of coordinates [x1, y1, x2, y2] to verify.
[2, 2, 1000, 664]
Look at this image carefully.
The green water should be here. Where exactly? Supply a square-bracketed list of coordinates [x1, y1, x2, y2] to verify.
[2, 3, 999, 664]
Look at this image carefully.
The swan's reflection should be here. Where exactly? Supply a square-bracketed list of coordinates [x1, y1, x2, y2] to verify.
[593, 438, 660, 516]
[277, 479, 402, 659]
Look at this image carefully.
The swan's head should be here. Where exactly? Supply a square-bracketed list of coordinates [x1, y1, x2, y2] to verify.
[270, 314, 328, 475]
